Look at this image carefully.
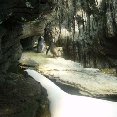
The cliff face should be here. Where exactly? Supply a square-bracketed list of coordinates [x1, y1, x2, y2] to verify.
[45, 0, 117, 68]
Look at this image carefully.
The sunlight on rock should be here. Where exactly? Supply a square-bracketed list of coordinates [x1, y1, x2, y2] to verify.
[38, 57, 83, 71]
[20, 52, 117, 95]
[60, 28, 71, 37]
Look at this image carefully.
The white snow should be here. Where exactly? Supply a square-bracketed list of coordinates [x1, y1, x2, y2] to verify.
[26, 69, 117, 117]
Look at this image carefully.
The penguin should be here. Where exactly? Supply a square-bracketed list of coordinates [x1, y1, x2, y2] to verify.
[37, 36, 45, 53]
[46, 39, 58, 57]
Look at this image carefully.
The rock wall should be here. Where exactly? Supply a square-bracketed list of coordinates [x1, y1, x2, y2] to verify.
[0, 0, 56, 72]
[1, 0, 117, 71]
[45, 0, 117, 68]
[0, 24, 22, 73]
[0, 0, 56, 117]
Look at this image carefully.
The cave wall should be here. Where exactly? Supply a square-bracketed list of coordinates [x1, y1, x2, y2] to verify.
[0, 0, 56, 72]
[0, 24, 22, 73]
[0, 0, 117, 116]
[0, 0, 57, 117]
[1, 0, 117, 71]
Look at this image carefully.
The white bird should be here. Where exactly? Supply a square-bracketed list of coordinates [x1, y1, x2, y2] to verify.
[37, 36, 46, 53]
[26, 69, 117, 117]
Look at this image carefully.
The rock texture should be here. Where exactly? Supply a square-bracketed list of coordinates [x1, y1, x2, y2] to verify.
[1, 0, 117, 116]
[0, 71, 50, 117]
[44, 0, 117, 68]
[0, 0, 56, 117]
[0, 25, 22, 73]
[1, 0, 117, 74]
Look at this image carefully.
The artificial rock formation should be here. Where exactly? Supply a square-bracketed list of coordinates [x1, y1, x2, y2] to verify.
[0, 0, 56, 117]
[0, 0, 56, 72]
[1, 0, 117, 116]
[1, 0, 117, 72]
[44, 0, 117, 69]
